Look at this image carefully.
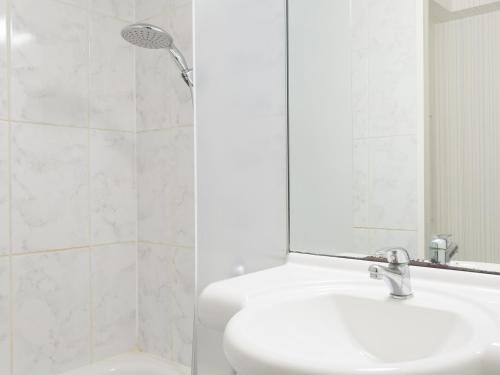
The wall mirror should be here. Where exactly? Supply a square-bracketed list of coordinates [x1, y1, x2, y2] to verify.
[288, 0, 500, 274]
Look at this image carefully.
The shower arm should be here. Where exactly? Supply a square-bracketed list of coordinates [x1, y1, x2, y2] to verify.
[168, 45, 194, 87]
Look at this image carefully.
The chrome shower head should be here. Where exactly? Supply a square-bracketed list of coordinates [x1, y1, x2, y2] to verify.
[121, 23, 173, 49]
[121, 23, 193, 88]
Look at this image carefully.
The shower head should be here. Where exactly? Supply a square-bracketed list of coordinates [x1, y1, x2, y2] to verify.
[121, 23, 193, 87]
[121, 23, 173, 49]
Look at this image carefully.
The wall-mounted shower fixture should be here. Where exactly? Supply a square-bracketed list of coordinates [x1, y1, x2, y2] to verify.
[121, 23, 194, 88]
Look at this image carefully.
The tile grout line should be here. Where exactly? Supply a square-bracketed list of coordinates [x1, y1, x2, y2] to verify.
[6, 118, 194, 134]
[366, 6, 373, 245]
[367, 139, 373, 247]
[132, 0, 141, 349]
[350, 1, 355, 235]
[352, 133, 418, 141]
[6, 0, 14, 371]
[0, 241, 138, 258]
[136, 123, 195, 133]
[352, 226, 418, 232]
[87, 5, 94, 359]
[135, 2, 195, 366]
[8, 118, 137, 134]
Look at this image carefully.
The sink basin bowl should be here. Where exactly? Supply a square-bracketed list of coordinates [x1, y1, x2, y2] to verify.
[223, 284, 495, 375]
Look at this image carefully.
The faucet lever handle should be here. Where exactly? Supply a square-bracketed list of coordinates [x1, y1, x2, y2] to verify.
[431, 234, 452, 249]
[375, 247, 411, 264]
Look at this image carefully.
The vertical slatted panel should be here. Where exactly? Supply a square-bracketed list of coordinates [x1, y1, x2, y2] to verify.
[431, 10, 500, 262]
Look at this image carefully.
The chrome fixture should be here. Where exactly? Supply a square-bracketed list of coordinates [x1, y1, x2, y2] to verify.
[369, 247, 413, 299]
[429, 234, 458, 265]
[121, 23, 194, 88]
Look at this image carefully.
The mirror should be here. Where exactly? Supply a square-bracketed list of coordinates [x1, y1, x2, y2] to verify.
[288, 0, 500, 274]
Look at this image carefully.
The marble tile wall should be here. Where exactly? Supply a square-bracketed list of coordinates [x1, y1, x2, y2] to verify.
[1, 0, 195, 373]
[135, 0, 195, 368]
[350, 0, 419, 257]
[138, 243, 194, 365]
[0, 1, 137, 374]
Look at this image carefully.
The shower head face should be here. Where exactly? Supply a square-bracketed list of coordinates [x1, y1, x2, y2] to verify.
[121, 23, 173, 49]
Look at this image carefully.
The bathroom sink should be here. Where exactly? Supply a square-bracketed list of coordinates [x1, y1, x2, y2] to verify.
[199, 254, 500, 375]
[223, 284, 495, 375]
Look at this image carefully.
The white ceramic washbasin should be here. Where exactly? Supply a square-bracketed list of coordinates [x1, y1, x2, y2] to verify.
[223, 282, 497, 375]
[199, 254, 500, 375]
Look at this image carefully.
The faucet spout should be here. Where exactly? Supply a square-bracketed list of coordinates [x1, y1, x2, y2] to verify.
[369, 248, 413, 299]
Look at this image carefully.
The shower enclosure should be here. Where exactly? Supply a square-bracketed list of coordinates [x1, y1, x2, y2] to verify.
[0, 1, 195, 374]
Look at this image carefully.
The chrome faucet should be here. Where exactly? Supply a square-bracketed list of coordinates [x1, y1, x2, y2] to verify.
[368, 248, 413, 299]
[429, 234, 458, 265]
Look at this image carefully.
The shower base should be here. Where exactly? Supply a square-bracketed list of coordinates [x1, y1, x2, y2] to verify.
[60, 352, 190, 375]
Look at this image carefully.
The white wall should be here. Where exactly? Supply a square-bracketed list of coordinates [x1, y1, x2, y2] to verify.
[194, 0, 288, 373]
[0, 1, 137, 374]
[195, 0, 288, 292]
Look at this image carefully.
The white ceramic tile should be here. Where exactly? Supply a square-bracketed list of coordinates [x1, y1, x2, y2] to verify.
[90, 14, 135, 131]
[0, 124, 8, 255]
[369, 135, 418, 229]
[138, 243, 194, 364]
[353, 136, 418, 230]
[135, 47, 191, 131]
[352, 228, 417, 257]
[166, 246, 194, 366]
[135, 47, 168, 131]
[350, 0, 370, 139]
[91, 243, 136, 360]
[167, 1, 193, 66]
[59, 0, 89, 8]
[135, 0, 169, 21]
[10, 0, 89, 127]
[351, 228, 373, 254]
[351, 0, 417, 138]
[91, 0, 134, 21]
[352, 139, 370, 228]
[0, 0, 7, 120]
[136, 50, 192, 131]
[136, 4, 193, 131]
[138, 242, 170, 358]
[11, 123, 89, 252]
[367, 0, 417, 137]
[138, 127, 194, 247]
[0, 258, 10, 375]
[171, 0, 192, 9]
[12, 249, 90, 375]
[370, 229, 418, 258]
[90, 130, 136, 244]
